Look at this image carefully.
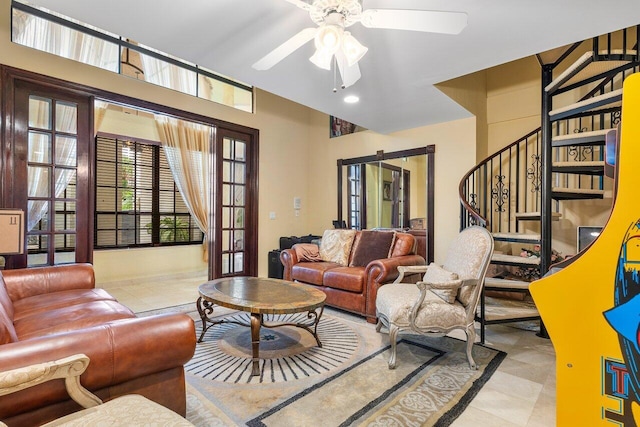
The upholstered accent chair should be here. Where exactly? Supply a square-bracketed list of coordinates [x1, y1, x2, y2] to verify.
[375, 226, 494, 369]
[0, 354, 194, 426]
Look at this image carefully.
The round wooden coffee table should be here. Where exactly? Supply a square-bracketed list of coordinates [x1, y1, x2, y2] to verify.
[196, 276, 326, 376]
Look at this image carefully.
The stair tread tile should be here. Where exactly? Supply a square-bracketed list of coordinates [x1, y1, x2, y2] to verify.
[549, 89, 622, 118]
[515, 211, 562, 220]
[553, 160, 605, 167]
[492, 253, 540, 266]
[552, 187, 604, 194]
[552, 129, 610, 142]
[545, 51, 593, 93]
[485, 277, 531, 290]
[492, 232, 541, 242]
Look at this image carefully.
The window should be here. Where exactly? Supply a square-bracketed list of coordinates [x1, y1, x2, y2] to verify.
[11, 0, 253, 113]
[95, 136, 203, 248]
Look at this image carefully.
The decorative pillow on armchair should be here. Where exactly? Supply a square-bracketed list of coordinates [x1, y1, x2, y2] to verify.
[319, 229, 357, 266]
[422, 263, 462, 303]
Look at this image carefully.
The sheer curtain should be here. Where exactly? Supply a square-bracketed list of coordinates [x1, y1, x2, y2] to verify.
[94, 100, 108, 135]
[141, 53, 196, 96]
[155, 116, 211, 259]
[12, 10, 118, 72]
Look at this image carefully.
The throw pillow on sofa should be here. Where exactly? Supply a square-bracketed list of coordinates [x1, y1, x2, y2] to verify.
[319, 229, 357, 266]
[422, 263, 462, 304]
[349, 230, 395, 267]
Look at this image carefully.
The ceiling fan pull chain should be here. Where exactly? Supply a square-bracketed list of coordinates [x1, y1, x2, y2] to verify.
[333, 56, 338, 92]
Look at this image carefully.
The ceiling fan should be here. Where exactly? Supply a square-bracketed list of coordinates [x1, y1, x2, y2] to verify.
[252, 0, 468, 88]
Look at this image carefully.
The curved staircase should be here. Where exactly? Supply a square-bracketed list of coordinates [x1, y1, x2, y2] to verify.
[460, 27, 640, 342]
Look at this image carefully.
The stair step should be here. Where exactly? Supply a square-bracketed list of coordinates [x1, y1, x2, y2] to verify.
[552, 187, 605, 200]
[551, 129, 610, 147]
[492, 233, 540, 244]
[549, 89, 622, 121]
[480, 305, 540, 323]
[515, 211, 562, 221]
[491, 253, 540, 267]
[545, 50, 638, 94]
[552, 160, 605, 175]
[545, 51, 595, 94]
[485, 277, 532, 291]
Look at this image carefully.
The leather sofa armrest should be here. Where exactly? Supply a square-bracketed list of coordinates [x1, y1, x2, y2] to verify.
[0, 313, 195, 390]
[2, 264, 96, 302]
[0, 313, 195, 418]
[364, 254, 426, 322]
[280, 249, 299, 281]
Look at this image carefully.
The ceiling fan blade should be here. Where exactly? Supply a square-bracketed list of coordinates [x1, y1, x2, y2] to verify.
[335, 50, 361, 88]
[282, 0, 312, 11]
[361, 9, 468, 35]
[252, 27, 317, 70]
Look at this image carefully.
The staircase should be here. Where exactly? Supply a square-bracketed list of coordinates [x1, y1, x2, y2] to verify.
[459, 27, 640, 342]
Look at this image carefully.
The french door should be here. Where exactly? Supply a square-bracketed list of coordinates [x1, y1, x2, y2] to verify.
[212, 128, 258, 278]
[9, 80, 92, 268]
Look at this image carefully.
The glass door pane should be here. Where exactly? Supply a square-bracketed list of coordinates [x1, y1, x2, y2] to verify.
[220, 136, 247, 276]
[26, 95, 79, 266]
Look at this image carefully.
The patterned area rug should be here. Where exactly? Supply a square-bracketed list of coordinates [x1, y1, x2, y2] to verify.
[187, 312, 359, 384]
[177, 307, 506, 427]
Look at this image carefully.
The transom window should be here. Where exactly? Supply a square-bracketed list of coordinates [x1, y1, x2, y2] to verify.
[94, 136, 203, 248]
[11, 0, 253, 113]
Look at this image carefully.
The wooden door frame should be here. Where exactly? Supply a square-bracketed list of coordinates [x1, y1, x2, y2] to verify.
[1, 67, 94, 268]
[0, 65, 260, 274]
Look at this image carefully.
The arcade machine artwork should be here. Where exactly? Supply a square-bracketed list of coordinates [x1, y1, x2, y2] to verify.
[604, 220, 640, 425]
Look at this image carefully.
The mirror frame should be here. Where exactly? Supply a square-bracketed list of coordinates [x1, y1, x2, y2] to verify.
[337, 145, 435, 263]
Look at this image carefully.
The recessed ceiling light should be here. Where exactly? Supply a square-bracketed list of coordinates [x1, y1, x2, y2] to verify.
[344, 95, 359, 104]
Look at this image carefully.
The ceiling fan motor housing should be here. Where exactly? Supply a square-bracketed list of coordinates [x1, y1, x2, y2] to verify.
[310, 0, 363, 27]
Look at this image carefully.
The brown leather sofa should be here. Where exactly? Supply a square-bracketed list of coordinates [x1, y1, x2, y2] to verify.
[280, 230, 425, 323]
[0, 263, 196, 426]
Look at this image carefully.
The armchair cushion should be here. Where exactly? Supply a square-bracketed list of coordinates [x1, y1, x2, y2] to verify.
[423, 263, 462, 303]
[376, 283, 466, 329]
[349, 231, 395, 267]
[319, 229, 357, 266]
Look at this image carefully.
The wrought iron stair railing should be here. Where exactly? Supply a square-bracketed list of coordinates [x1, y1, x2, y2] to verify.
[459, 26, 640, 343]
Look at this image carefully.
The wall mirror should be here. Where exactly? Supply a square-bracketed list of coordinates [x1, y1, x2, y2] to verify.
[337, 146, 434, 263]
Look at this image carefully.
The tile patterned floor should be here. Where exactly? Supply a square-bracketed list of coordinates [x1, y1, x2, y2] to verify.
[98, 273, 556, 426]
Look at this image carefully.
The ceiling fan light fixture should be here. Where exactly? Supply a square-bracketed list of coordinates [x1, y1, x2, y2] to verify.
[342, 32, 367, 66]
[314, 24, 343, 54]
[309, 47, 333, 70]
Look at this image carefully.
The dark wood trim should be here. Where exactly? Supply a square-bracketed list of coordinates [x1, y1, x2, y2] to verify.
[427, 150, 435, 264]
[337, 145, 435, 261]
[336, 159, 343, 225]
[0, 65, 258, 135]
[6, 79, 93, 267]
[214, 127, 259, 278]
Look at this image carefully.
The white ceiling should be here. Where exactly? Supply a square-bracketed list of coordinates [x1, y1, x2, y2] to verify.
[29, 0, 640, 134]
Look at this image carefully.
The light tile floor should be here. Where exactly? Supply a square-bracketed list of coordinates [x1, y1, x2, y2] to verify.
[98, 274, 556, 427]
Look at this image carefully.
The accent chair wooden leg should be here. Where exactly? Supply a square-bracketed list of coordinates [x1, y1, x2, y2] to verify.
[375, 318, 383, 333]
[388, 324, 399, 369]
[465, 324, 478, 370]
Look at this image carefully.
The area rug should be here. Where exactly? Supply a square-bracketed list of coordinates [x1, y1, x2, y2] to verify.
[177, 306, 506, 427]
[187, 311, 359, 384]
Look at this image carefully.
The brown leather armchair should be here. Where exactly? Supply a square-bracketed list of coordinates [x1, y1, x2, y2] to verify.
[0, 263, 196, 426]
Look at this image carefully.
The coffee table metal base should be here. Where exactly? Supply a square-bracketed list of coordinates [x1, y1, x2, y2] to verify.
[196, 297, 324, 376]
